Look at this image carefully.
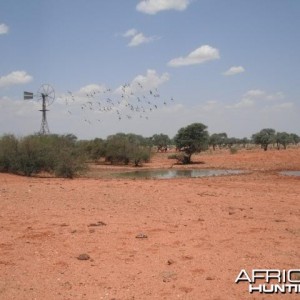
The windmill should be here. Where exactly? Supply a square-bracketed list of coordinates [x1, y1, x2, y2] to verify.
[24, 84, 55, 135]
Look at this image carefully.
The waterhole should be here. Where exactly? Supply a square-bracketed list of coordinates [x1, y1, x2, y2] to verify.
[115, 169, 244, 179]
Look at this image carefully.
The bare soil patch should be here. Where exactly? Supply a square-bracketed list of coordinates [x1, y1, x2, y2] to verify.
[0, 148, 300, 299]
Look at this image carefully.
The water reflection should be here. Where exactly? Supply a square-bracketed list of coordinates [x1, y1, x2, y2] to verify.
[115, 169, 244, 179]
[280, 171, 300, 177]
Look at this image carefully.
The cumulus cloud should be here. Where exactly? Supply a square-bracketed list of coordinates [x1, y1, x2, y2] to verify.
[136, 0, 190, 14]
[115, 69, 170, 95]
[123, 28, 138, 37]
[123, 28, 158, 47]
[243, 89, 266, 98]
[0, 71, 33, 88]
[223, 66, 245, 76]
[228, 98, 255, 109]
[228, 89, 288, 109]
[168, 45, 220, 67]
[271, 102, 294, 110]
[131, 69, 169, 89]
[77, 84, 107, 96]
[0, 23, 9, 35]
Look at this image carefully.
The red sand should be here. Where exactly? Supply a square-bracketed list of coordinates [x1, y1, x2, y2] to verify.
[0, 148, 300, 299]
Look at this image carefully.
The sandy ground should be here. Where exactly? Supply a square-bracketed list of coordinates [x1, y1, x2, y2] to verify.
[0, 148, 300, 300]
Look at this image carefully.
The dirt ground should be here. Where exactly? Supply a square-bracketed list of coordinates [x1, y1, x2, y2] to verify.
[0, 148, 300, 300]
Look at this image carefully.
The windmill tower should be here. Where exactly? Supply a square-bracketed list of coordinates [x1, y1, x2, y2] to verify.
[24, 84, 55, 135]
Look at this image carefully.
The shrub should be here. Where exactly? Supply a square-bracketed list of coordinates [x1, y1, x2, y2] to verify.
[105, 133, 151, 166]
[167, 154, 178, 160]
[0, 134, 19, 172]
[0, 134, 85, 178]
[229, 147, 238, 154]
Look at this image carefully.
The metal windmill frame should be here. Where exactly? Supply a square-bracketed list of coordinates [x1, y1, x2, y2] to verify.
[24, 84, 55, 135]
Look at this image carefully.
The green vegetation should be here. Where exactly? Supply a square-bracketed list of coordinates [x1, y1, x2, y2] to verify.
[209, 132, 227, 150]
[0, 134, 84, 178]
[174, 123, 209, 164]
[252, 128, 276, 151]
[0, 124, 299, 177]
[105, 133, 151, 166]
[150, 133, 171, 151]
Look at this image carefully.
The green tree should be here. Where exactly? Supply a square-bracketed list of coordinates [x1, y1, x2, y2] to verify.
[209, 133, 227, 150]
[151, 133, 171, 151]
[174, 123, 209, 164]
[290, 133, 300, 145]
[78, 138, 106, 161]
[252, 128, 276, 151]
[275, 132, 292, 149]
[105, 133, 150, 166]
[240, 137, 250, 148]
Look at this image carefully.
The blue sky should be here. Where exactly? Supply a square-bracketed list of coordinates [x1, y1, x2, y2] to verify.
[0, 0, 299, 139]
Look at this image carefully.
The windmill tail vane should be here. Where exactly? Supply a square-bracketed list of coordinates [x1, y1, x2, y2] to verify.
[23, 91, 34, 100]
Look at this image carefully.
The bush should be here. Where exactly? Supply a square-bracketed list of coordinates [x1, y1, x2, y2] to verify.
[167, 154, 178, 160]
[105, 133, 151, 166]
[229, 147, 238, 154]
[0, 134, 19, 172]
[0, 134, 85, 178]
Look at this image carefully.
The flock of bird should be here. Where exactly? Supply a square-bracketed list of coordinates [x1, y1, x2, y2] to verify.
[61, 81, 174, 125]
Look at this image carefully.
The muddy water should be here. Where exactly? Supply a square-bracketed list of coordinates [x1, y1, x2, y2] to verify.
[280, 171, 300, 177]
[115, 169, 244, 179]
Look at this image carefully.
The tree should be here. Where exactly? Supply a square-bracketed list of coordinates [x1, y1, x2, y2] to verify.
[105, 133, 150, 166]
[275, 132, 292, 150]
[252, 128, 276, 151]
[174, 123, 209, 164]
[225, 137, 238, 148]
[290, 133, 300, 145]
[209, 133, 227, 150]
[151, 133, 171, 152]
[240, 137, 250, 148]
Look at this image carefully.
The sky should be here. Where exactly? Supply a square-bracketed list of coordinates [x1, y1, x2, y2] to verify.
[0, 0, 299, 140]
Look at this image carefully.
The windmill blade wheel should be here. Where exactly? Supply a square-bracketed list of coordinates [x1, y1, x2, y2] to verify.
[37, 84, 55, 106]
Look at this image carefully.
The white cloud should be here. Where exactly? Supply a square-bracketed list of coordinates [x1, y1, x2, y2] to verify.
[0, 23, 9, 35]
[136, 0, 190, 14]
[243, 89, 266, 98]
[129, 69, 170, 90]
[168, 45, 220, 67]
[271, 102, 294, 110]
[223, 66, 245, 76]
[115, 69, 170, 95]
[0, 71, 33, 88]
[202, 100, 219, 112]
[228, 98, 255, 109]
[123, 28, 138, 37]
[228, 89, 288, 109]
[77, 84, 107, 96]
[128, 33, 157, 47]
[123, 28, 158, 47]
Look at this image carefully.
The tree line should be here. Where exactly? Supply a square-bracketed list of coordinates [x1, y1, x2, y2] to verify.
[0, 123, 299, 177]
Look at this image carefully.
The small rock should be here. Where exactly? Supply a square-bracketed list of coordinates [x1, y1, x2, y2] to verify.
[135, 233, 148, 239]
[88, 221, 107, 227]
[77, 254, 90, 261]
[167, 259, 175, 265]
[206, 276, 214, 280]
